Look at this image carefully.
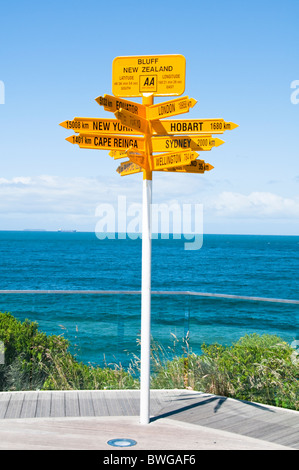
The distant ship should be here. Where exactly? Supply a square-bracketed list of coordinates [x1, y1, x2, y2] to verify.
[57, 229, 77, 232]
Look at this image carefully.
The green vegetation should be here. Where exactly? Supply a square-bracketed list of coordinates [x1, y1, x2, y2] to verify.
[0, 312, 298, 411]
[0, 312, 138, 391]
[150, 334, 299, 410]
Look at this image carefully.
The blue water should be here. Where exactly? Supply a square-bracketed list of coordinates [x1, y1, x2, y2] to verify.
[0, 231, 298, 367]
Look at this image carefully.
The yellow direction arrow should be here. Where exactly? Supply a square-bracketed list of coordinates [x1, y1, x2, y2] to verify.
[116, 160, 143, 176]
[95, 94, 146, 119]
[152, 149, 198, 171]
[161, 160, 214, 173]
[151, 135, 224, 152]
[112, 54, 186, 97]
[147, 96, 197, 121]
[60, 117, 141, 135]
[66, 134, 145, 151]
[115, 108, 149, 134]
[109, 150, 128, 160]
[151, 119, 239, 135]
[127, 149, 149, 170]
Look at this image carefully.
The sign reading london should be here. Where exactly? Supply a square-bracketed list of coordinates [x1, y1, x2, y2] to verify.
[112, 54, 186, 97]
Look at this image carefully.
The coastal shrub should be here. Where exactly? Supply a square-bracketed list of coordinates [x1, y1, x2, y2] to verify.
[0, 312, 298, 411]
[0, 312, 70, 390]
[153, 333, 299, 410]
[0, 312, 138, 391]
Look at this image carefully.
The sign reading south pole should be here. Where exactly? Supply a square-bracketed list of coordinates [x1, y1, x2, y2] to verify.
[112, 55, 186, 97]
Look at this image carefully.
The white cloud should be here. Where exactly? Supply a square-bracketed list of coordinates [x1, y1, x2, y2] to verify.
[0, 176, 298, 232]
[0, 175, 137, 214]
[205, 191, 299, 219]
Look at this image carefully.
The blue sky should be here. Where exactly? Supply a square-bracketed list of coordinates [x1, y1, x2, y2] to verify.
[0, 0, 298, 234]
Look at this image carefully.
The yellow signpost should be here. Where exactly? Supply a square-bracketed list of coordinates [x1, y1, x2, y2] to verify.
[126, 149, 148, 170]
[60, 54, 238, 426]
[114, 108, 149, 134]
[65, 134, 145, 151]
[95, 94, 146, 118]
[151, 135, 224, 152]
[147, 96, 197, 121]
[151, 119, 238, 135]
[151, 149, 198, 171]
[116, 160, 143, 176]
[109, 150, 130, 160]
[60, 117, 140, 135]
[161, 159, 214, 173]
[112, 54, 186, 97]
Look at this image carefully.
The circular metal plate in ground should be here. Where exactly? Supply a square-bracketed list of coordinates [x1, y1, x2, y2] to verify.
[107, 438, 137, 447]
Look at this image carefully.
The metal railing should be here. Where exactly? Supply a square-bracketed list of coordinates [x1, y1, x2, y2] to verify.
[0, 290, 298, 368]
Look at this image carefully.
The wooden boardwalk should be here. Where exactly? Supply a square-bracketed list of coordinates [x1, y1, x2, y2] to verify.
[0, 389, 298, 449]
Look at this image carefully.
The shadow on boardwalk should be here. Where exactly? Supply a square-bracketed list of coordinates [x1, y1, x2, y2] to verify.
[0, 389, 298, 449]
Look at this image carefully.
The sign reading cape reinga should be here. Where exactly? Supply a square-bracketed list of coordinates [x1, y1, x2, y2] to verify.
[60, 54, 238, 426]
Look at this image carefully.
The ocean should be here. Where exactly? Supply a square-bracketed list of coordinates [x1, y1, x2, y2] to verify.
[0, 231, 298, 368]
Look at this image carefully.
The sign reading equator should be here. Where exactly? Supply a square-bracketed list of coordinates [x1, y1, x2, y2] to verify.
[95, 94, 146, 118]
[112, 54, 186, 97]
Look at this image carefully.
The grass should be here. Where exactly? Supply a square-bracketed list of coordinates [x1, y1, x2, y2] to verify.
[0, 312, 298, 411]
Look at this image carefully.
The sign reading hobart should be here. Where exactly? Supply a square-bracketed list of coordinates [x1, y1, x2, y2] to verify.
[112, 55, 186, 97]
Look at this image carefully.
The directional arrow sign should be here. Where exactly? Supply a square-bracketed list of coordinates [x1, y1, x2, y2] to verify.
[152, 149, 198, 170]
[116, 160, 143, 176]
[127, 149, 148, 170]
[60, 117, 141, 135]
[147, 96, 197, 121]
[151, 135, 224, 152]
[161, 160, 214, 173]
[95, 94, 146, 119]
[114, 109, 149, 134]
[151, 119, 239, 135]
[112, 54, 186, 97]
[109, 150, 128, 160]
[66, 134, 145, 151]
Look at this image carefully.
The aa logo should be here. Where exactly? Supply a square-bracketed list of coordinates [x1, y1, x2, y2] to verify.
[139, 75, 157, 92]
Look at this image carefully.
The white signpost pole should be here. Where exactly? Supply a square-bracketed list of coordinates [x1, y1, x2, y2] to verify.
[140, 94, 153, 425]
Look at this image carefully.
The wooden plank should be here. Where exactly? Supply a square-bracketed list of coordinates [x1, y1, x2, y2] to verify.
[35, 391, 51, 418]
[20, 392, 38, 418]
[0, 390, 298, 449]
[103, 390, 123, 416]
[65, 392, 80, 417]
[78, 391, 95, 417]
[0, 393, 11, 419]
[5, 392, 24, 419]
[50, 391, 65, 417]
[122, 391, 139, 416]
[248, 422, 299, 443]
[90, 391, 110, 416]
[115, 391, 134, 416]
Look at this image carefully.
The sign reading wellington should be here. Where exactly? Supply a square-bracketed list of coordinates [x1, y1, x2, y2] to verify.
[112, 54, 186, 97]
[60, 54, 238, 427]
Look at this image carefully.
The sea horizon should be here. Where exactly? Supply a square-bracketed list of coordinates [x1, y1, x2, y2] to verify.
[0, 230, 297, 366]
